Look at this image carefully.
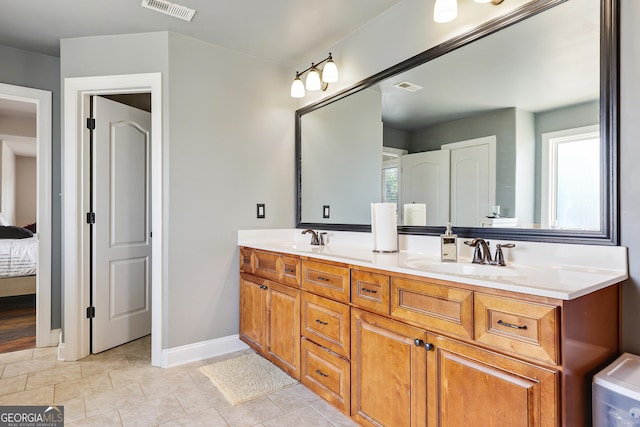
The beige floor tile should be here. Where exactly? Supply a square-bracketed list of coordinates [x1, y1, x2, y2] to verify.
[0, 385, 54, 406]
[54, 372, 112, 402]
[310, 398, 360, 427]
[84, 382, 146, 418]
[109, 364, 168, 388]
[0, 348, 33, 365]
[263, 405, 335, 427]
[159, 407, 229, 426]
[56, 396, 87, 424]
[174, 386, 226, 415]
[215, 396, 285, 427]
[119, 394, 186, 427]
[0, 374, 27, 396]
[267, 383, 323, 413]
[1, 356, 55, 378]
[66, 409, 123, 427]
[139, 369, 197, 401]
[80, 357, 131, 377]
[26, 363, 82, 389]
[32, 346, 59, 359]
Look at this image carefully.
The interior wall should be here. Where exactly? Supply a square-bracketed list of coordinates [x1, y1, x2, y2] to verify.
[0, 142, 16, 224]
[0, 44, 60, 328]
[15, 156, 37, 227]
[167, 33, 293, 348]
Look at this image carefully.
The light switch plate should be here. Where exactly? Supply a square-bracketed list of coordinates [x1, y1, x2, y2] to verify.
[257, 203, 265, 219]
[323, 205, 330, 219]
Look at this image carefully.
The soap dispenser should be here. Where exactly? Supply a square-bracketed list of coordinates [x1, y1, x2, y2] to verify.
[440, 223, 457, 262]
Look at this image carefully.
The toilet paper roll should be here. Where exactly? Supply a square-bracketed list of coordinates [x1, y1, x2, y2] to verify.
[403, 203, 427, 226]
[371, 203, 398, 252]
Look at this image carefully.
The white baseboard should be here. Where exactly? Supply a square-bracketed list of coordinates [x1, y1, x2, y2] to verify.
[49, 329, 61, 346]
[57, 342, 66, 361]
[161, 334, 250, 368]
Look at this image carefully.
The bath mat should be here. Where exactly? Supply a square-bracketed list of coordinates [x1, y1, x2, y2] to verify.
[199, 353, 298, 405]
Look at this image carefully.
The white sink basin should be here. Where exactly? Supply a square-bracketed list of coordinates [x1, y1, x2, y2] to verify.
[404, 260, 526, 277]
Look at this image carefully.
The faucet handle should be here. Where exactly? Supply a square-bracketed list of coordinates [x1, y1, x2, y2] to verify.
[319, 232, 328, 245]
[494, 243, 515, 266]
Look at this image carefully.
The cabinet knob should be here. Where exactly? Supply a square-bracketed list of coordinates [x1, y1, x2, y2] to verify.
[414, 338, 424, 347]
[424, 343, 434, 351]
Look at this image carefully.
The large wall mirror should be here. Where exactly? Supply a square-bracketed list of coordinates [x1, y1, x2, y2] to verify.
[296, 0, 618, 245]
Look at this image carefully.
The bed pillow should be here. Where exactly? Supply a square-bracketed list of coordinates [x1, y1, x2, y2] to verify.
[24, 223, 37, 233]
[0, 225, 34, 239]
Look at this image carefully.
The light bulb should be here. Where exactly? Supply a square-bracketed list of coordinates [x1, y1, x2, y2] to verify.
[305, 67, 321, 91]
[322, 59, 338, 83]
[434, 0, 457, 23]
[290, 76, 305, 98]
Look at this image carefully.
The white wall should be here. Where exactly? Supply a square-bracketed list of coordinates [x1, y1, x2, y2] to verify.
[0, 142, 16, 224]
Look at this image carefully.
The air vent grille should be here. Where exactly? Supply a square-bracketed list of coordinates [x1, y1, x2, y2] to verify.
[141, 0, 196, 21]
[393, 81, 423, 92]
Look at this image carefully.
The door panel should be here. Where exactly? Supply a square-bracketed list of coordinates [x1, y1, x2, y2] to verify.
[401, 150, 450, 226]
[92, 96, 151, 353]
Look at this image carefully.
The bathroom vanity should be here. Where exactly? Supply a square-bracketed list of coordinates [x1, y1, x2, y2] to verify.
[238, 230, 627, 427]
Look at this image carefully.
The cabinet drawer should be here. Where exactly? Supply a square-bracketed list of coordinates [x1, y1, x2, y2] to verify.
[302, 260, 350, 302]
[301, 338, 350, 415]
[254, 250, 281, 282]
[351, 270, 390, 315]
[391, 277, 473, 339]
[301, 292, 350, 358]
[281, 255, 301, 288]
[239, 248, 254, 274]
[474, 293, 558, 364]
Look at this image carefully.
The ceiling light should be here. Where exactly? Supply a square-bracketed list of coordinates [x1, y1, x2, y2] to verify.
[434, 0, 458, 23]
[435, 0, 505, 24]
[290, 53, 339, 98]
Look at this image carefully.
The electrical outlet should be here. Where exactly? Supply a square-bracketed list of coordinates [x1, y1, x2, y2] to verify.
[257, 203, 265, 218]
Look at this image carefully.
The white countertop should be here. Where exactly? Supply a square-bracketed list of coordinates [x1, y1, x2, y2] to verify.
[238, 229, 629, 300]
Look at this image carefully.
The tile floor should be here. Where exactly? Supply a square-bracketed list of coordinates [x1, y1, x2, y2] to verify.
[0, 336, 359, 426]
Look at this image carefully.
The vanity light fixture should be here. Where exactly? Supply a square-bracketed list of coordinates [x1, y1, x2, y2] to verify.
[290, 53, 339, 98]
[434, 0, 504, 24]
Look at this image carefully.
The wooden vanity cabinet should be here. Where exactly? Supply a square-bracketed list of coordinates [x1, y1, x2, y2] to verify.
[351, 308, 427, 427]
[239, 247, 301, 380]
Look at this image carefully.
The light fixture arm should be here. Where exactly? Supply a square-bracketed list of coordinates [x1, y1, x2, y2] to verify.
[295, 53, 334, 77]
[291, 53, 338, 98]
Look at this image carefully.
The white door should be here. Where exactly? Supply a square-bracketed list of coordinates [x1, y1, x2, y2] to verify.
[445, 136, 496, 227]
[400, 150, 450, 226]
[92, 96, 151, 353]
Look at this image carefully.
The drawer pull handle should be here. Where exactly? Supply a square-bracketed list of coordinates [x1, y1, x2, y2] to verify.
[317, 276, 330, 282]
[243, 258, 250, 263]
[498, 320, 527, 330]
[284, 268, 295, 273]
[315, 319, 328, 326]
[316, 369, 329, 377]
[362, 287, 378, 294]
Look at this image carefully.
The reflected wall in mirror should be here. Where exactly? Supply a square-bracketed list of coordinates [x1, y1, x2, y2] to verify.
[296, 0, 618, 244]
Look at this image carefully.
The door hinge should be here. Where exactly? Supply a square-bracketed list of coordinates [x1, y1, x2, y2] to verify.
[87, 212, 95, 224]
[87, 117, 96, 130]
[86, 306, 95, 319]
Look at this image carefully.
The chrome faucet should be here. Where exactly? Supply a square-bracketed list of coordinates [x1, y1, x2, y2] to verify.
[302, 229, 326, 245]
[464, 239, 515, 266]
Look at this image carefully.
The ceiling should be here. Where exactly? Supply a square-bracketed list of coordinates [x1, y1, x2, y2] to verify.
[0, 0, 402, 66]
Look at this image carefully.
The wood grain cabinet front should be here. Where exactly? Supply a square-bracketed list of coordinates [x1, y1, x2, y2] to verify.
[301, 292, 350, 359]
[351, 269, 390, 315]
[301, 338, 351, 415]
[302, 259, 350, 302]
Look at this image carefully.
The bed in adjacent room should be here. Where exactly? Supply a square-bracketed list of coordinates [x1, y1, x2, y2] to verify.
[0, 226, 38, 298]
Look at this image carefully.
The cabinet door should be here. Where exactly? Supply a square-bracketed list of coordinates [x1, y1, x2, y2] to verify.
[351, 309, 427, 427]
[266, 281, 301, 380]
[427, 333, 558, 427]
[239, 274, 266, 353]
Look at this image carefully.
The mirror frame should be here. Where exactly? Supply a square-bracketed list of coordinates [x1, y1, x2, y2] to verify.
[295, 0, 619, 245]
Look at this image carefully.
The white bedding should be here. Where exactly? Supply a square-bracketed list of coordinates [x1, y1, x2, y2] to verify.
[0, 235, 38, 278]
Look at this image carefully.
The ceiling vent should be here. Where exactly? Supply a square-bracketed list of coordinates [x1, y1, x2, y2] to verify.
[393, 81, 423, 92]
[141, 0, 196, 21]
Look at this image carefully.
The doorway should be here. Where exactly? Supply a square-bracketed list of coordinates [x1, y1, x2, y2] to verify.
[0, 83, 52, 352]
[62, 73, 162, 366]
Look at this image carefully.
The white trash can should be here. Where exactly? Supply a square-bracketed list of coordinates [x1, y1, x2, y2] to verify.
[593, 353, 640, 427]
